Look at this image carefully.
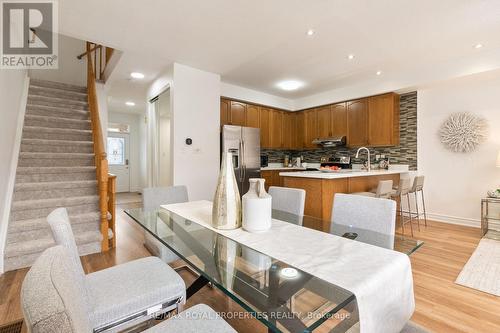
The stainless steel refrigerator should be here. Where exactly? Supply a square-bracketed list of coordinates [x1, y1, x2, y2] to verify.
[221, 125, 261, 196]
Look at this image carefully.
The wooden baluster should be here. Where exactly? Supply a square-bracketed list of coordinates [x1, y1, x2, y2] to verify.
[108, 174, 117, 248]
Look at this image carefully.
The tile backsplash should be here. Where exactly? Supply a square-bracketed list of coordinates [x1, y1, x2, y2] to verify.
[262, 91, 418, 170]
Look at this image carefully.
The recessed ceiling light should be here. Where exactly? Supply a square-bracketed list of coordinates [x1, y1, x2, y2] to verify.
[130, 72, 145, 79]
[376, 70, 382, 76]
[277, 80, 304, 91]
[474, 43, 483, 49]
[125, 101, 135, 106]
[348, 54, 355, 60]
[306, 29, 315, 36]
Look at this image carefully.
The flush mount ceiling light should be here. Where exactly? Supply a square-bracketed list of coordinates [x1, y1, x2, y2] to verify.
[277, 80, 304, 91]
[474, 43, 483, 49]
[125, 101, 135, 106]
[306, 29, 315, 36]
[130, 72, 145, 79]
[348, 54, 355, 60]
[376, 70, 382, 76]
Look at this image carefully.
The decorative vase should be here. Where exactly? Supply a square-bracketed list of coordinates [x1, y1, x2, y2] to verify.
[242, 178, 272, 232]
[212, 152, 241, 230]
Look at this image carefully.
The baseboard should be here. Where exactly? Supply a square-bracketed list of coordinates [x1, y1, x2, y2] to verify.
[427, 213, 480, 228]
[0, 74, 29, 274]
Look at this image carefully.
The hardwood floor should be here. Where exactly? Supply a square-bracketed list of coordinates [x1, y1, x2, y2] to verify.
[1, 203, 499, 333]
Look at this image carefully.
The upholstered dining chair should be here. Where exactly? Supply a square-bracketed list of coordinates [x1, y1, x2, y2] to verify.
[352, 179, 394, 199]
[21, 246, 236, 333]
[142, 186, 189, 263]
[331, 193, 397, 249]
[268, 186, 306, 226]
[47, 208, 186, 333]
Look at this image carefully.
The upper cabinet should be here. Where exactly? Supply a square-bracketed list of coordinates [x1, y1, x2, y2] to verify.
[368, 93, 400, 146]
[230, 101, 246, 126]
[347, 99, 369, 147]
[220, 92, 399, 149]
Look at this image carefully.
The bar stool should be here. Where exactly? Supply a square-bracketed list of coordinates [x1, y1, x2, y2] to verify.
[390, 177, 413, 236]
[409, 175, 427, 230]
[352, 180, 394, 199]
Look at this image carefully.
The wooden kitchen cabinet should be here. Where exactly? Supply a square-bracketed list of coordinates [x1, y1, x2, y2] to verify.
[220, 99, 230, 126]
[296, 112, 305, 149]
[347, 99, 368, 147]
[330, 102, 347, 137]
[316, 106, 332, 138]
[246, 104, 260, 128]
[261, 170, 283, 190]
[270, 109, 284, 148]
[282, 111, 296, 149]
[260, 107, 271, 148]
[230, 101, 246, 126]
[304, 109, 318, 148]
[368, 93, 400, 146]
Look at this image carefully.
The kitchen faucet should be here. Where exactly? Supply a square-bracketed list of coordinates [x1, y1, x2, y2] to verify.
[355, 147, 371, 171]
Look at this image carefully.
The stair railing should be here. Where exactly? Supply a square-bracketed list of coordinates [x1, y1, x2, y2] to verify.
[77, 42, 114, 81]
[81, 41, 115, 251]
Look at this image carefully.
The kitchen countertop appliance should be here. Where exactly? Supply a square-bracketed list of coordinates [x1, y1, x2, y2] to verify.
[320, 156, 352, 169]
[222, 125, 261, 195]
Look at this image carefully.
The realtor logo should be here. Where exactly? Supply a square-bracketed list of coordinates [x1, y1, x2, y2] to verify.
[1, 0, 58, 69]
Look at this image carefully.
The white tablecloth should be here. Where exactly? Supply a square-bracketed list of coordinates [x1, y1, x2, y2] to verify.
[162, 200, 415, 333]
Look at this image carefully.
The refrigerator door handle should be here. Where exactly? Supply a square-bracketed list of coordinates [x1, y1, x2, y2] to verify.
[239, 140, 244, 181]
[241, 140, 246, 182]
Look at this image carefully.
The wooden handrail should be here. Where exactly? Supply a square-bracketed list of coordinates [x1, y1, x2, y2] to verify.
[85, 41, 112, 251]
[77, 44, 101, 60]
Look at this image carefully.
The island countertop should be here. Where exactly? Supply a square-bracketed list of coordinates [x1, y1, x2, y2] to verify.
[279, 169, 408, 179]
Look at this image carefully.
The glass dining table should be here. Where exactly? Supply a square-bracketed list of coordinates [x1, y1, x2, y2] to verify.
[125, 207, 423, 333]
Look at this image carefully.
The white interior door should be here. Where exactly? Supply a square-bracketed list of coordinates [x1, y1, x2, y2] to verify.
[107, 133, 130, 192]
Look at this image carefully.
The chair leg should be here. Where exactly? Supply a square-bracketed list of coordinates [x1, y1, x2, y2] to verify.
[414, 192, 421, 231]
[399, 195, 405, 234]
[406, 194, 414, 237]
[421, 189, 428, 227]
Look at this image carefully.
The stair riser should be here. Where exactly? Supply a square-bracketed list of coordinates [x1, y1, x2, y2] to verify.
[21, 143, 94, 153]
[29, 87, 87, 102]
[18, 157, 95, 167]
[22, 129, 92, 141]
[28, 96, 88, 111]
[7, 222, 100, 244]
[24, 117, 91, 130]
[8, 213, 100, 233]
[30, 80, 87, 94]
[10, 202, 99, 221]
[16, 172, 96, 183]
[27, 106, 89, 120]
[14, 186, 97, 201]
[4, 241, 101, 271]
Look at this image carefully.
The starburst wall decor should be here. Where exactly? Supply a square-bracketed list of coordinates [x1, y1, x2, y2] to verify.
[438, 112, 488, 153]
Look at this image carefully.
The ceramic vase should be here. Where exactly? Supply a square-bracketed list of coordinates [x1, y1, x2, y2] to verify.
[242, 178, 272, 232]
[212, 152, 241, 229]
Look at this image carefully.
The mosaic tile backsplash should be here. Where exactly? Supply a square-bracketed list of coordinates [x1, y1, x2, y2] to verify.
[262, 91, 418, 170]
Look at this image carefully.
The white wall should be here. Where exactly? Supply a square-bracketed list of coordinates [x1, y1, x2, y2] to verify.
[29, 34, 86, 87]
[158, 91, 172, 187]
[171, 63, 220, 200]
[0, 70, 29, 274]
[108, 111, 143, 192]
[418, 70, 500, 227]
[221, 82, 294, 110]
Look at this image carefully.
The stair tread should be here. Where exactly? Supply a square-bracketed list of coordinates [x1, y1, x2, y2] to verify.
[29, 84, 87, 97]
[28, 94, 89, 106]
[16, 166, 96, 174]
[30, 79, 86, 93]
[25, 114, 91, 124]
[20, 152, 95, 158]
[4, 229, 102, 258]
[26, 103, 89, 115]
[9, 211, 100, 229]
[22, 138, 93, 146]
[23, 126, 92, 134]
[15, 180, 97, 191]
[11, 195, 99, 211]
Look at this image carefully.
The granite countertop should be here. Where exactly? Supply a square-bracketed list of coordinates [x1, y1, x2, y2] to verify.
[261, 166, 306, 171]
[279, 169, 409, 179]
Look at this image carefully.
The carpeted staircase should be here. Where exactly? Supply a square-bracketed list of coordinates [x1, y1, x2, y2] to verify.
[4, 79, 103, 272]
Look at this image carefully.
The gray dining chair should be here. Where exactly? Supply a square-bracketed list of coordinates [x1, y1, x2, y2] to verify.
[142, 186, 189, 263]
[47, 208, 186, 333]
[268, 186, 306, 225]
[21, 245, 236, 333]
[331, 193, 397, 249]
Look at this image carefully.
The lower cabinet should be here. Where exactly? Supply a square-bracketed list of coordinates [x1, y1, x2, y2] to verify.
[261, 170, 283, 191]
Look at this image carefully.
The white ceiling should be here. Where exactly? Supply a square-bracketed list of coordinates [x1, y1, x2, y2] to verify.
[59, 0, 500, 107]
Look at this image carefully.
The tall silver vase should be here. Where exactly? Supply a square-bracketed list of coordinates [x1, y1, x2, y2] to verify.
[212, 152, 241, 229]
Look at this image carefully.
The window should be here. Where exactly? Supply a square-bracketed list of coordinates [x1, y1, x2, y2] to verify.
[107, 137, 125, 165]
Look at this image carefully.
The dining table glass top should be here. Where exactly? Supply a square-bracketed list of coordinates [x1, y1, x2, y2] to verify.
[124, 207, 423, 333]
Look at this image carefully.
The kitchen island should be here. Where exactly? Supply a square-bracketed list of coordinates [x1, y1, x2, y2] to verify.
[280, 169, 408, 231]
